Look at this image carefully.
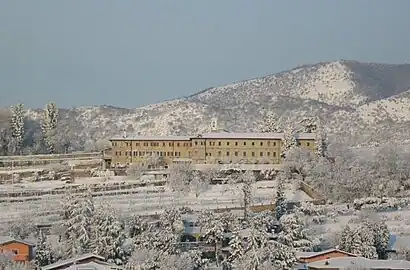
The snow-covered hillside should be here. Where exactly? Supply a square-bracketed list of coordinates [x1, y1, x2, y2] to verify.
[7, 60, 410, 148]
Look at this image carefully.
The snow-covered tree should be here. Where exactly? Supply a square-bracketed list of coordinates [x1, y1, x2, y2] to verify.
[10, 103, 25, 155]
[281, 125, 298, 158]
[277, 211, 313, 252]
[92, 204, 128, 265]
[41, 102, 59, 154]
[127, 214, 146, 238]
[275, 171, 287, 221]
[35, 230, 54, 267]
[189, 172, 210, 198]
[299, 117, 317, 133]
[198, 210, 229, 266]
[259, 111, 281, 133]
[315, 121, 328, 158]
[167, 163, 196, 194]
[339, 225, 354, 252]
[7, 214, 36, 240]
[228, 231, 246, 264]
[61, 189, 94, 257]
[339, 224, 377, 259]
[236, 170, 256, 221]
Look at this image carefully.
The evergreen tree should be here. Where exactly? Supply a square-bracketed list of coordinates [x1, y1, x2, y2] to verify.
[35, 230, 54, 267]
[92, 205, 128, 265]
[10, 103, 25, 155]
[259, 111, 281, 133]
[315, 120, 328, 158]
[61, 189, 94, 258]
[281, 125, 298, 158]
[275, 172, 287, 221]
[41, 102, 59, 154]
[339, 225, 353, 252]
[277, 211, 313, 252]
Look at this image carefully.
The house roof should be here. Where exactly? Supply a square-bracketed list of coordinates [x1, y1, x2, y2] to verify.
[110, 135, 191, 141]
[64, 262, 122, 270]
[200, 132, 316, 140]
[41, 254, 106, 270]
[296, 248, 357, 260]
[110, 132, 317, 141]
[0, 236, 35, 247]
[307, 257, 410, 269]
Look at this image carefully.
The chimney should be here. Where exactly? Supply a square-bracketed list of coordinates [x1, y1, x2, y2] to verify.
[123, 129, 127, 138]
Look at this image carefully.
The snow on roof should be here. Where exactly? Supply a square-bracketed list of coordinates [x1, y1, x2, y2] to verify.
[307, 257, 410, 269]
[41, 254, 106, 270]
[65, 262, 121, 270]
[296, 249, 357, 260]
[110, 135, 191, 141]
[110, 132, 316, 141]
[0, 236, 35, 246]
[200, 132, 316, 140]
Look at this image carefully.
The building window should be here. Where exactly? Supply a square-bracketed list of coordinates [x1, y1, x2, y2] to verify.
[208, 152, 212, 156]
[162, 143, 165, 146]
[252, 142, 255, 146]
[267, 142, 270, 146]
[177, 143, 180, 147]
[252, 152, 255, 157]
[273, 142, 276, 146]
[273, 152, 276, 157]
[144, 143, 148, 146]
[190, 143, 192, 147]
[235, 142, 238, 146]
[11, 250, 18, 255]
[195, 142, 198, 146]
[136, 143, 140, 146]
[226, 152, 230, 156]
[227, 142, 230, 146]
[218, 151, 221, 156]
[260, 142, 263, 146]
[209, 142, 212, 146]
[218, 142, 221, 146]
[307, 142, 310, 146]
[298, 142, 301, 146]
[267, 152, 270, 156]
[243, 152, 246, 156]
[244, 142, 247, 146]
[260, 152, 263, 157]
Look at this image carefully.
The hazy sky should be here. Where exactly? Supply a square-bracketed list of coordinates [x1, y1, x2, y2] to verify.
[1, 1, 410, 109]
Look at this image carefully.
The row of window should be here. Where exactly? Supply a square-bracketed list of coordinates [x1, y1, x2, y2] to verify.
[112, 140, 302, 148]
[207, 151, 277, 157]
[115, 151, 278, 158]
[115, 151, 181, 157]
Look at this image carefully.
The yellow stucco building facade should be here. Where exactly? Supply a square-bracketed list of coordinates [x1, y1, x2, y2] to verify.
[106, 131, 316, 167]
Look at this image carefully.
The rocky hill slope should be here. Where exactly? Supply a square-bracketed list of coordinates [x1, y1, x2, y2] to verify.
[6, 60, 410, 150]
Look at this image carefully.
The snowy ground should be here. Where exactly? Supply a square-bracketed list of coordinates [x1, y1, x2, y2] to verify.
[310, 207, 410, 240]
[0, 177, 311, 224]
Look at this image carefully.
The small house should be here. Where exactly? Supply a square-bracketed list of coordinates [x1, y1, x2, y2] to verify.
[295, 249, 357, 270]
[306, 257, 410, 270]
[0, 236, 35, 262]
[41, 254, 117, 270]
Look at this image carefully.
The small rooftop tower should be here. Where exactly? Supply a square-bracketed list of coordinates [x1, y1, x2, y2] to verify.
[210, 117, 218, 132]
[122, 128, 127, 138]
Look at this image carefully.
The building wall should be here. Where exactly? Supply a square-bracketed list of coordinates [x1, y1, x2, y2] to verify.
[110, 136, 316, 167]
[0, 242, 32, 262]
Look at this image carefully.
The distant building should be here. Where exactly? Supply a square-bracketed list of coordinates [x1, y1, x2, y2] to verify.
[0, 236, 35, 262]
[106, 130, 316, 167]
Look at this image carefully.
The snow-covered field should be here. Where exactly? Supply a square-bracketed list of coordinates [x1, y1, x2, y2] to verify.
[0, 177, 311, 224]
